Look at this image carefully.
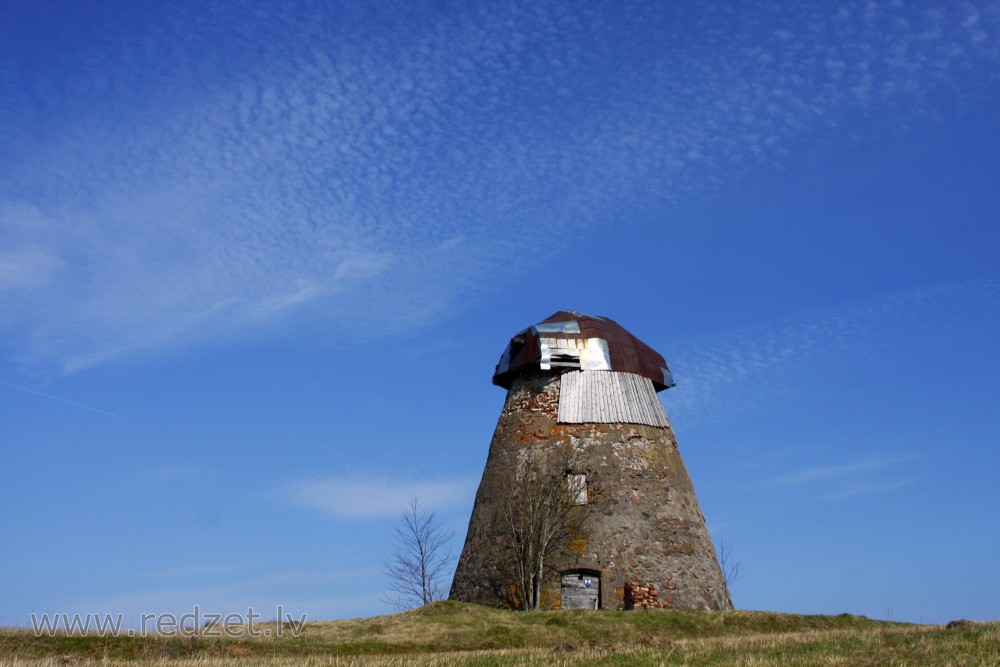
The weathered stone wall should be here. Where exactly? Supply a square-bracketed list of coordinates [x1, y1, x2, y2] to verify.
[450, 373, 732, 611]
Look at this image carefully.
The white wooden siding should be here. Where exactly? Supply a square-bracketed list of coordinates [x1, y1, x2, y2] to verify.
[557, 370, 671, 427]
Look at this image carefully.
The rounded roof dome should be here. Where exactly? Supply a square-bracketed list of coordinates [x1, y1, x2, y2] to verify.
[492, 310, 675, 392]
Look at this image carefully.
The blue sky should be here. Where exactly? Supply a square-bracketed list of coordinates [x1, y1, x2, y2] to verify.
[1, 0, 998, 626]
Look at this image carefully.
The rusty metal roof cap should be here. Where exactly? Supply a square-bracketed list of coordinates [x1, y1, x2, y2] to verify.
[492, 310, 675, 392]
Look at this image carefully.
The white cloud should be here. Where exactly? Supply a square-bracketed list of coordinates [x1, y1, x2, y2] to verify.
[823, 474, 925, 501]
[281, 475, 478, 519]
[0, 247, 64, 293]
[663, 281, 998, 424]
[747, 455, 924, 502]
[145, 562, 247, 578]
[753, 458, 903, 488]
[139, 465, 203, 482]
[2, 1, 997, 370]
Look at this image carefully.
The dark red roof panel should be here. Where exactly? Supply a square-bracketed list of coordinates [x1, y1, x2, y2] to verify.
[493, 311, 675, 392]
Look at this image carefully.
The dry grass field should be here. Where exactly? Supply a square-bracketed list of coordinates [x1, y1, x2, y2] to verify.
[1, 601, 996, 666]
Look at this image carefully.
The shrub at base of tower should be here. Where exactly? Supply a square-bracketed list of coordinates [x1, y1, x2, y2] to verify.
[496, 446, 591, 610]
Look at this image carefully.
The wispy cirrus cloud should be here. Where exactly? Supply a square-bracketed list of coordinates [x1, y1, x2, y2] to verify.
[2, 1, 997, 371]
[823, 475, 924, 502]
[753, 458, 904, 488]
[750, 455, 924, 502]
[280, 475, 478, 519]
[0, 246, 64, 293]
[144, 562, 248, 579]
[138, 465, 203, 482]
[663, 281, 998, 424]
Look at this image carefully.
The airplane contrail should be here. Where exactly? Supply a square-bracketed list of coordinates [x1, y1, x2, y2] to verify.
[0, 379, 127, 420]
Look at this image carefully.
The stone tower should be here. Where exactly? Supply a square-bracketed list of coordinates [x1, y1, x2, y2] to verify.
[450, 311, 732, 611]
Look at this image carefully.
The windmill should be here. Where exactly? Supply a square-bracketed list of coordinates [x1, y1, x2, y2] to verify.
[450, 311, 732, 611]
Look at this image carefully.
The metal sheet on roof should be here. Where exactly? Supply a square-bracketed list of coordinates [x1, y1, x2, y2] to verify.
[533, 321, 581, 334]
[557, 370, 671, 428]
[538, 337, 611, 371]
[493, 311, 676, 392]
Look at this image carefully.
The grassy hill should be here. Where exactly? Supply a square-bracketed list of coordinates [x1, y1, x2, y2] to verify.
[2, 601, 996, 666]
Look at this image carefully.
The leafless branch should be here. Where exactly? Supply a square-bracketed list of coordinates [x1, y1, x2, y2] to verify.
[383, 497, 454, 609]
[717, 540, 744, 587]
[496, 446, 590, 610]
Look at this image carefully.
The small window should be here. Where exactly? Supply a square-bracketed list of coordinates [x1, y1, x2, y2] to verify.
[566, 473, 587, 505]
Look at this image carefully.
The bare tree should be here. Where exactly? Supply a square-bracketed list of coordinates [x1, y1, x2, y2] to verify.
[498, 447, 590, 610]
[717, 540, 744, 588]
[384, 498, 454, 609]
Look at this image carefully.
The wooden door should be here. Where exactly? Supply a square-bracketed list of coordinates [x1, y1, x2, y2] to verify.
[561, 571, 600, 610]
